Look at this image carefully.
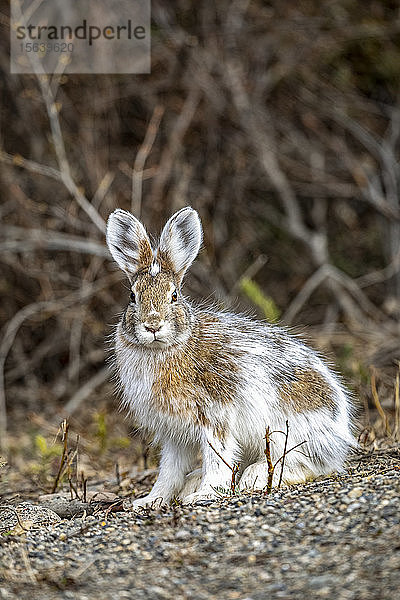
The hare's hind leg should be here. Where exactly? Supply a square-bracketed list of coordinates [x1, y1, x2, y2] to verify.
[239, 460, 310, 492]
[238, 461, 269, 492]
[177, 468, 202, 499]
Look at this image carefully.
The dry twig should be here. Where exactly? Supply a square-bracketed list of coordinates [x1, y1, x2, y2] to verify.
[207, 440, 240, 494]
[51, 419, 70, 493]
[278, 420, 290, 488]
[264, 424, 308, 494]
[264, 427, 275, 494]
[394, 367, 400, 440]
[370, 368, 391, 436]
[132, 105, 165, 217]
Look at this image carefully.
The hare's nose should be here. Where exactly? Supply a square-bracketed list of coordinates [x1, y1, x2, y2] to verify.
[144, 324, 161, 334]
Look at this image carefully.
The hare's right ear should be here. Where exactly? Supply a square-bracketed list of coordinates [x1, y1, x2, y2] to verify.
[106, 209, 153, 279]
[157, 207, 203, 284]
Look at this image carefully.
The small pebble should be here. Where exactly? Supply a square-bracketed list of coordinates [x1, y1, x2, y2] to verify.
[348, 487, 363, 499]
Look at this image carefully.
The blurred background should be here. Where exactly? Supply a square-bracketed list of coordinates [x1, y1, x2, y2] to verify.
[0, 1, 399, 495]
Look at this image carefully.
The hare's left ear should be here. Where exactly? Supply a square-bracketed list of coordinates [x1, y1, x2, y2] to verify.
[106, 209, 153, 280]
[157, 207, 203, 284]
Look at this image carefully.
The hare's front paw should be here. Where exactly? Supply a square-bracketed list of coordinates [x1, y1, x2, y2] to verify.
[129, 495, 165, 510]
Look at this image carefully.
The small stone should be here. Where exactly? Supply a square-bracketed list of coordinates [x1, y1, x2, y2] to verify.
[259, 572, 272, 582]
[348, 487, 363, 499]
[175, 529, 191, 540]
[309, 575, 338, 589]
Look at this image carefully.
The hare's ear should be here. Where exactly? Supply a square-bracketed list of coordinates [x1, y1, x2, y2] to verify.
[157, 207, 203, 283]
[106, 209, 153, 279]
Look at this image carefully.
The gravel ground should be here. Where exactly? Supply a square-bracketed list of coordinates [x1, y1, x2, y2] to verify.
[1, 448, 399, 600]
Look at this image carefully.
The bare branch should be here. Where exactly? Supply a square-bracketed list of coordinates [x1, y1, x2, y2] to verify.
[394, 368, 400, 440]
[0, 227, 111, 258]
[92, 171, 115, 210]
[284, 265, 330, 324]
[150, 87, 201, 209]
[132, 105, 165, 218]
[63, 366, 110, 417]
[356, 250, 400, 288]
[230, 254, 268, 296]
[0, 150, 62, 182]
[207, 439, 240, 494]
[277, 420, 289, 488]
[264, 426, 275, 494]
[370, 367, 391, 436]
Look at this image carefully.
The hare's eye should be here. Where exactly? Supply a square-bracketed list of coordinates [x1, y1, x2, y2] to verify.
[171, 290, 178, 303]
[130, 291, 136, 304]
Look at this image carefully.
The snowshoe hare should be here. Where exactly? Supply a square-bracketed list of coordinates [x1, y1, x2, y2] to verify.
[106, 207, 355, 507]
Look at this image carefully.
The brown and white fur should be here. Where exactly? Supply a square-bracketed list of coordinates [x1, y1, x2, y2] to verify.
[106, 207, 356, 507]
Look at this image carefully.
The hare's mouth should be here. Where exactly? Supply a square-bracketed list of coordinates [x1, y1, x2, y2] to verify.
[149, 338, 170, 348]
[120, 328, 171, 349]
[138, 330, 172, 348]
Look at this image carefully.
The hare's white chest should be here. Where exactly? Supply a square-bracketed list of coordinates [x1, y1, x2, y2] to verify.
[114, 331, 228, 444]
[115, 334, 192, 435]
[115, 340, 154, 415]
